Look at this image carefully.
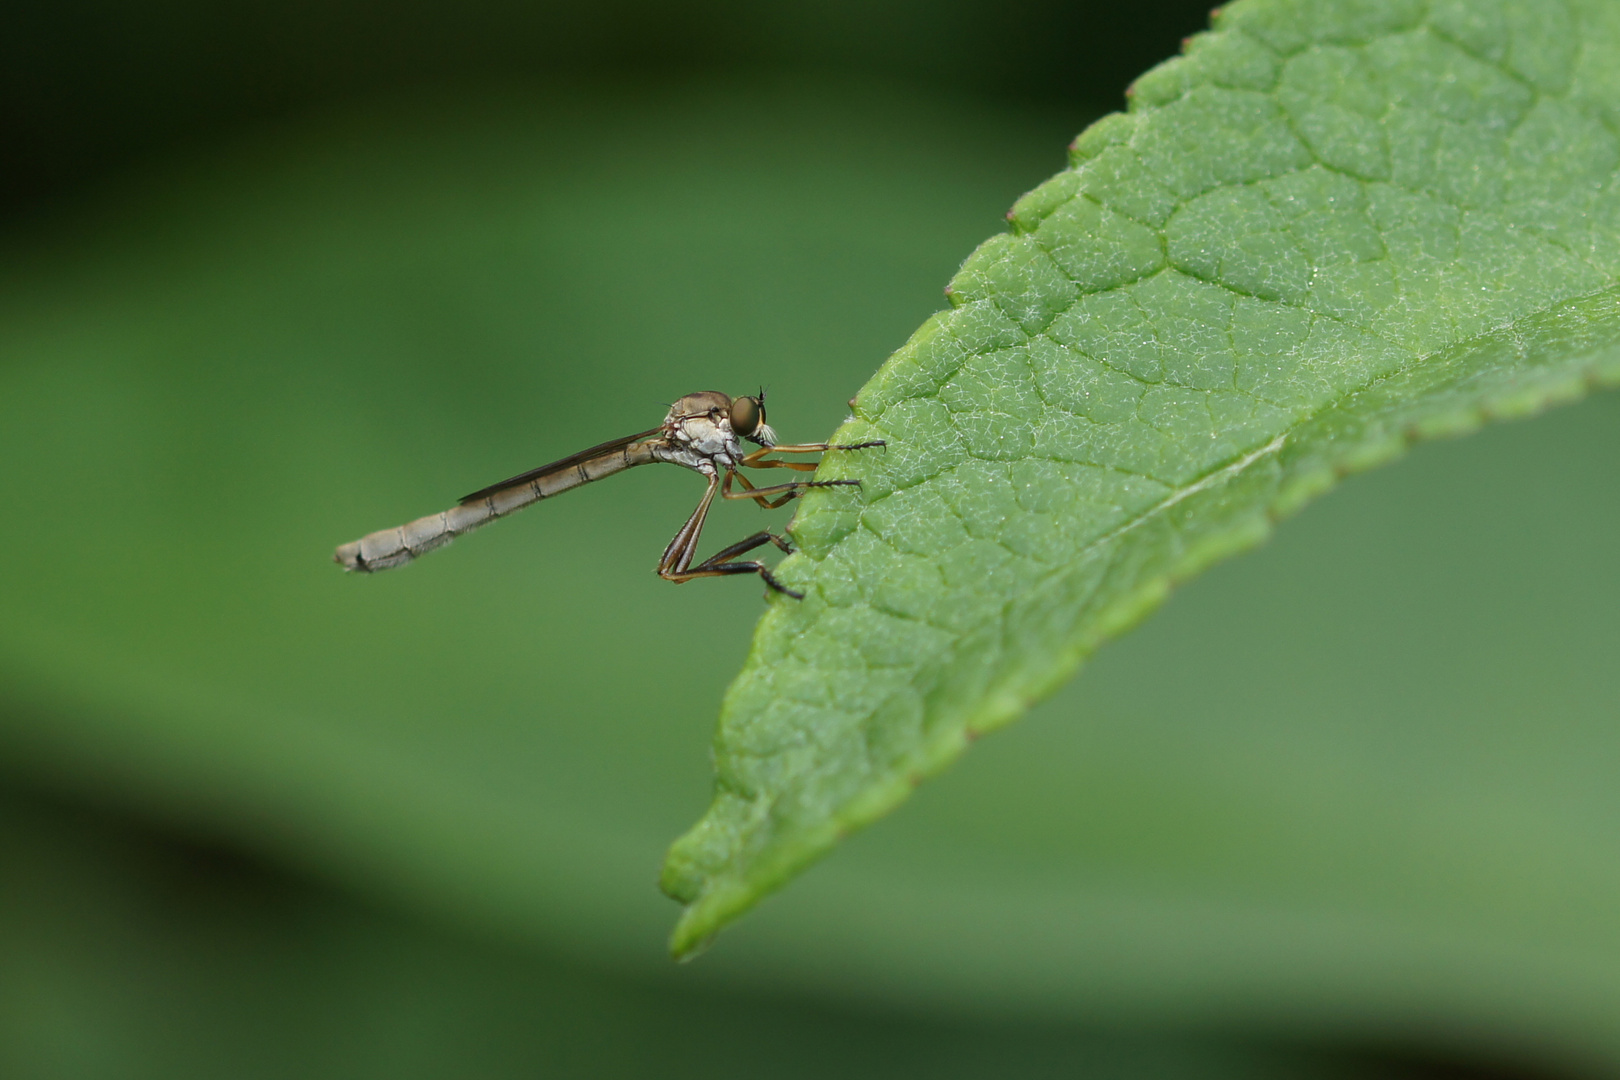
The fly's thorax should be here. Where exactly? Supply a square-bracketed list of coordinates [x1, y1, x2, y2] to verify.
[665, 391, 746, 469]
[653, 440, 721, 476]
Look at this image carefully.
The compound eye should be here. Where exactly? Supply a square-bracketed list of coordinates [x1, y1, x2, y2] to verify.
[729, 396, 762, 438]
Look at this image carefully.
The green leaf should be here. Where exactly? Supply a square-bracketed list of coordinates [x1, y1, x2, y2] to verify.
[662, 0, 1620, 956]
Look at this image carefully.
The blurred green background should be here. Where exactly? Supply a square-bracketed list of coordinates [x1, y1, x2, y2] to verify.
[3, 1, 1619, 1077]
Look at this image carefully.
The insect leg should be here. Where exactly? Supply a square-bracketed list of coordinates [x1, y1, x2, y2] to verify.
[662, 529, 802, 598]
[722, 478, 859, 504]
[657, 476, 801, 596]
[723, 469, 856, 509]
[740, 440, 885, 469]
[658, 474, 720, 576]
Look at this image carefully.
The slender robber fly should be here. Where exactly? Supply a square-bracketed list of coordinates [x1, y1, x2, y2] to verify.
[333, 391, 882, 598]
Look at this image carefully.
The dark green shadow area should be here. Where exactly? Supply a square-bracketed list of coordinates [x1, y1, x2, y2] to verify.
[0, 776, 1560, 1080]
[3, 0, 1215, 214]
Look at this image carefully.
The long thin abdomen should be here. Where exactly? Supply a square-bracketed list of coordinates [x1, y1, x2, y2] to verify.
[334, 441, 659, 572]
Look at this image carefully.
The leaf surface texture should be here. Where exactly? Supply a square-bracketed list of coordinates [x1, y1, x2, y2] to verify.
[663, 0, 1620, 955]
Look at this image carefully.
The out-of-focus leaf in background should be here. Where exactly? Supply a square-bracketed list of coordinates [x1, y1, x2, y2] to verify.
[0, 81, 1070, 962]
[5, 784, 1358, 1080]
[2, 0, 1619, 1077]
[664, 0, 1620, 958]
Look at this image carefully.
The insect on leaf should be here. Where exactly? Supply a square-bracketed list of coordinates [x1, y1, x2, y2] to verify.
[661, 0, 1620, 957]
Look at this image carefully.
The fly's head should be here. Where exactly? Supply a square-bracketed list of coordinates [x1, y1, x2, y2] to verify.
[731, 389, 776, 449]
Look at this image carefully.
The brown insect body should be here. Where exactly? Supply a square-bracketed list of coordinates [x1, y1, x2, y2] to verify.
[333, 391, 881, 598]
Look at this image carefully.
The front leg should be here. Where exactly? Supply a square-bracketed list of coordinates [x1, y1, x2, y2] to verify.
[740, 440, 885, 470]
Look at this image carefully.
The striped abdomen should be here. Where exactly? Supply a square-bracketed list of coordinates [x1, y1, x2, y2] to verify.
[334, 439, 661, 572]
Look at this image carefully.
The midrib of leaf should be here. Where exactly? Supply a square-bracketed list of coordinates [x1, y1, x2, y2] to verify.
[662, 0, 1620, 957]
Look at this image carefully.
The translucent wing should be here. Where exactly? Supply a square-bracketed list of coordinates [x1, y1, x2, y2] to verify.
[459, 426, 665, 503]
